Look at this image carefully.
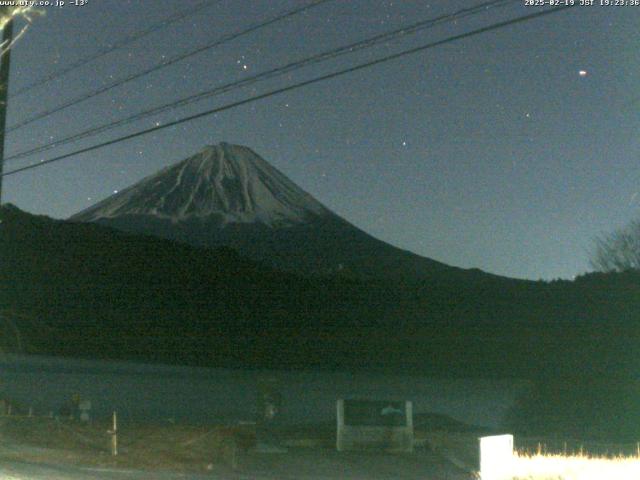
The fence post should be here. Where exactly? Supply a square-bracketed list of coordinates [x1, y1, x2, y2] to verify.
[108, 411, 118, 456]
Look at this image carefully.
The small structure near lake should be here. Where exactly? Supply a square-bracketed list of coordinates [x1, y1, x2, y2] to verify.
[336, 399, 413, 452]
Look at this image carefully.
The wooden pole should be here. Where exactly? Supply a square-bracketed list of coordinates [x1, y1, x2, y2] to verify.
[0, 10, 14, 203]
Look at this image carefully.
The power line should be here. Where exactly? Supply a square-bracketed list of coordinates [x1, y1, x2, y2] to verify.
[6, 0, 334, 133]
[2, 5, 576, 179]
[6, 0, 517, 163]
[12, 0, 219, 99]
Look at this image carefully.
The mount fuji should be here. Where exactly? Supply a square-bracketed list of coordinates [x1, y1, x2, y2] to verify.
[71, 142, 479, 280]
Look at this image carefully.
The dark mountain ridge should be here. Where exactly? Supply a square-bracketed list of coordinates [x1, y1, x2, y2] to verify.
[2, 204, 639, 381]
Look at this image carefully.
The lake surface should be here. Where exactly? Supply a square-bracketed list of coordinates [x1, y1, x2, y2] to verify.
[0, 354, 528, 429]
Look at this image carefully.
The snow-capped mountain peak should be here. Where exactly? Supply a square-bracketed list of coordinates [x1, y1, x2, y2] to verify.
[71, 142, 463, 280]
[72, 143, 330, 227]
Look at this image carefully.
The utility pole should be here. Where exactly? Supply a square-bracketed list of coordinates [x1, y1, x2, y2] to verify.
[0, 9, 14, 204]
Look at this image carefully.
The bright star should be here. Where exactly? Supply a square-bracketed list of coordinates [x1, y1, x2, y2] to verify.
[579, 70, 588, 77]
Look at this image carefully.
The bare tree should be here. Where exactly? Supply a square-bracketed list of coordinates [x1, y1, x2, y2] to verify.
[590, 219, 640, 272]
[0, 308, 54, 358]
[0, 309, 26, 356]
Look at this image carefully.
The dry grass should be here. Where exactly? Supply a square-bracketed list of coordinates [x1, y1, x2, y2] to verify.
[0, 416, 255, 473]
[508, 451, 640, 480]
[422, 430, 640, 479]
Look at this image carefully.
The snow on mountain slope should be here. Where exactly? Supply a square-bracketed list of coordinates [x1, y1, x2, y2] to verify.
[73, 143, 330, 227]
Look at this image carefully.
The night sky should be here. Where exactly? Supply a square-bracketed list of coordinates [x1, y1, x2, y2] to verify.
[3, 0, 639, 280]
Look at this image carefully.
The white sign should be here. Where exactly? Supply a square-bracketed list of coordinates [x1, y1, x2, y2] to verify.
[479, 434, 514, 480]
